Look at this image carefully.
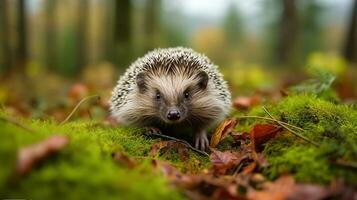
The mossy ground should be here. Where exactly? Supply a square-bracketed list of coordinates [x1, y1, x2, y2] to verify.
[1, 94, 356, 199]
[235, 94, 357, 185]
[0, 114, 209, 200]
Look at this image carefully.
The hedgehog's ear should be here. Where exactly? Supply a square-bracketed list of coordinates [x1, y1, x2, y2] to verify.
[136, 72, 147, 93]
[196, 71, 209, 90]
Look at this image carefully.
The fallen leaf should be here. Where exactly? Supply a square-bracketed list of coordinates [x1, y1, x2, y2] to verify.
[113, 152, 137, 168]
[250, 173, 266, 184]
[233, 95, 261, 110]
[17, 135, 69, 176]
[210, 119, 238, 148]
[151, 159, 190, 185]
[250, 124, 282, 152]
[247, 175, 346, 200]
[183, 174, 240, 200]
[252, 152, 269, 168]
[247, 175, 295, 200]
[149, 140, 189, 161]
[68, 83, 89, 102]
[149, 140, 171, 156]
[242, 162, 257, 175]
[210, 149, 249, 175]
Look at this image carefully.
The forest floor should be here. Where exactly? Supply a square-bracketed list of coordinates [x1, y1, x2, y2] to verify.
[0, 68, 356, 199]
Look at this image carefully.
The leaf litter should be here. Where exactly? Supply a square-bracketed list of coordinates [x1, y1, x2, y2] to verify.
[145, 115, 355, 200]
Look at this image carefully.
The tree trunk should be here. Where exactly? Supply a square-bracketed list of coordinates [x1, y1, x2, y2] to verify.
[17, 0, 27, 72]
[114, 0, 131, 45]
[102, 0, 114, 63]
[76, 0, 89, 73]
[344, 0, 357, 63]
[144, 0, 160, 51]
[278, 0, 300, 67]
[114, 0, 132, 68]
[44, 0, 57, 70]
[0, 0, 13, 72]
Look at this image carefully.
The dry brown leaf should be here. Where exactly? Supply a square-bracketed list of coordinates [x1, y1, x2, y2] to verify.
[17, 135, 69, 176]
[149, 140, 170, 156]
[151, 159, 190, 185]
[113, 151, 137, 168]
[210, 119, 238, 148]
[247, 175, 295, 200]
[68, 83, 89, 102]
[183, 174, 241, 200]
[233, 95, 261, 110]
[250, 124, 282, 152]
[149, 140, 189, 161]
[210, 149, 249, 175]
[247, 175, 346, 200]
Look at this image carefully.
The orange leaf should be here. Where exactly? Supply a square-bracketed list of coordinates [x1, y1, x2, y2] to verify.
[149, 140, 189, 161]
[17, 135, 69, 176]
[210, 119, 238, 148]
[113, 152, 137, 168]
[247, 175, 342, 200]
[210, 149, 248, 175]
[233, 95, 261, 110]
[68, 83, 89, 102]
[250, 124, 282, 152]
[149, 140, 170, 156]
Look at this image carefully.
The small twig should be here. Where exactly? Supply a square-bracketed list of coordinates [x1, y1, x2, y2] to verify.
[147, 131, 210, 157]
[0, 115, 34, 133]
[60, 95, 100, 125]
[236, 115, 304, 131]
[233, 162, 244, 176]
[334, 159, 357, 169]
[262, 106, 319, 147]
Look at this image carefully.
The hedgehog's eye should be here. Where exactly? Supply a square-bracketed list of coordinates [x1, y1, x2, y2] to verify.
[156, 92, 161, 100]
[184, 92, 189, 99]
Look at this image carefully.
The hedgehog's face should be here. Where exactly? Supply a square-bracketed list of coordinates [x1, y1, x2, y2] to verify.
[136, 71, 209, 124]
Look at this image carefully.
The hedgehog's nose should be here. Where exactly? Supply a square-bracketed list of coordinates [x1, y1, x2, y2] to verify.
[167, 109, 180, 121]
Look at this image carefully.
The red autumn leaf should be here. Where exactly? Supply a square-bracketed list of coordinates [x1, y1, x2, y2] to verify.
[247, 175, 296, 200]
[68, 83, 89, 102]
[17, 135, 69, 176]
[113, 151, 137, 168]
[211, 184, 241, 200]
[233, 95, 261, 110]
[242, 162, 257, 175]
[250, 124, 282, 152]
[149, 140, 170, 156]
[210, 149, 249, 175]
[149, 140, 189, 161]
[183, 173, 240, 200]
[210, 119, 238, 148]
[151, 159, 188, 184]
[247, 175, 346, 200]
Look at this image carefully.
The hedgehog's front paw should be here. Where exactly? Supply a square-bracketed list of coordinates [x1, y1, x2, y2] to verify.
[194, 131, 209, 151]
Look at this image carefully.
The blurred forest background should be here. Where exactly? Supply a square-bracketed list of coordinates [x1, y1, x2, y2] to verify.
[0, 0, 356, 120]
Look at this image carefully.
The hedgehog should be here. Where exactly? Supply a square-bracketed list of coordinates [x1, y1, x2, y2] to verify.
[110, 47, 231, 151]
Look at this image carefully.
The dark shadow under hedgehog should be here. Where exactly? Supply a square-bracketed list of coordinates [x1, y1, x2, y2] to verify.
[110, 47, 231, 151]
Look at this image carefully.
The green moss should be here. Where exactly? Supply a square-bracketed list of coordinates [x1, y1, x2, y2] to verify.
[239, 94, 357, 185]
[0, 125, 17, 190]
[0, 114, 210, 199]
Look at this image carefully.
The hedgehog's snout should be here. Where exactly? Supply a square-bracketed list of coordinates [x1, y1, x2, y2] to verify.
[167, 108, 181, 121]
